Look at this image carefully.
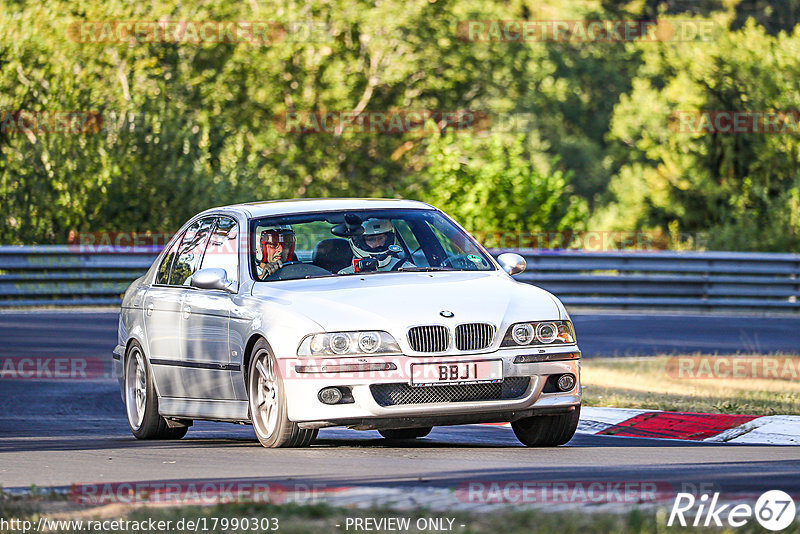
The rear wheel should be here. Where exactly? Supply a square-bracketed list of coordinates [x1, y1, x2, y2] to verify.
[124, 341, 188, 440]
[247, 339, 317, 448]
[511, 405, 580, 447]
[378, 427, 432, 440]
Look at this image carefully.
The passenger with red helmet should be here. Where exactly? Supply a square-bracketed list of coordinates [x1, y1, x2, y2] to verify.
[257, 225, 295, 279]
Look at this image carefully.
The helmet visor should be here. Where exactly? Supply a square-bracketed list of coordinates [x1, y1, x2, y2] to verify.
[353, 231, 394, 254]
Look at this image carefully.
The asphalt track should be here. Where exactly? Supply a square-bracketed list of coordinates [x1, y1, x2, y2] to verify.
[2, 310, 799, 359]
[1, 311, 799, 502]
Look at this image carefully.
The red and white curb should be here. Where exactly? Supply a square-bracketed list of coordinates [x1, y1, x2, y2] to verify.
[487, 408, 800, 445]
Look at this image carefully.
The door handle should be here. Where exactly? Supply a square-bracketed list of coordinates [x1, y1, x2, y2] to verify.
[146, 303, 154, 317]
[183, 305, 192, 319]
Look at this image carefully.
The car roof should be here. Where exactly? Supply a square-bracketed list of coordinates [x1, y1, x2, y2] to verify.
[201, 198, 436, 219]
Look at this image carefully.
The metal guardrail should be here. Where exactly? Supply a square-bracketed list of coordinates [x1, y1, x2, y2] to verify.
[498, 249, 800, 312]
[0, 246, 156, 307]
[1, 246, 799, 311]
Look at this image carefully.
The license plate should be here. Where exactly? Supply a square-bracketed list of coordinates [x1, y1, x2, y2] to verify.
[410, 360, 503, 386]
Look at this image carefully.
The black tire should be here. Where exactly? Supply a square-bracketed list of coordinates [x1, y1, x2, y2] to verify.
[511, 405, 581, 447]
[378, 427, 432, 440]
[247, 339, 317, 448]
[124, 340, 188, 440]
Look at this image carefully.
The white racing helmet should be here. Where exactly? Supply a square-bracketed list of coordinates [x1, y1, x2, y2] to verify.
[349, 218, 398, 268]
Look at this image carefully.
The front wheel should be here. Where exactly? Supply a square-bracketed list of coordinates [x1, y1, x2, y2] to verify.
[511, 405, 580, 447]
[124, 341, 188, 440]
[378, 427, 432, 440]
[247, 339, 317, 448]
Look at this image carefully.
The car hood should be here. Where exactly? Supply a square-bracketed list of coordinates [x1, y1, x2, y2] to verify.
[250, 271, 562, 333]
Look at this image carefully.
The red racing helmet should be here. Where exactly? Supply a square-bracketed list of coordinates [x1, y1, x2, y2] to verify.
[259, 226, 295, 262]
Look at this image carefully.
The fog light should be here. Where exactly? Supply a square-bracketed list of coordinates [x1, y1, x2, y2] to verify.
[556, 374, 576, 391]
[318, 387, 343, 405]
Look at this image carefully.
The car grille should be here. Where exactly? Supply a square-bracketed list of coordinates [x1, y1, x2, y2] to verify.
[408, 325, 450, 353]
[370, 377, 530, 407]
[455, 323, 495, 351]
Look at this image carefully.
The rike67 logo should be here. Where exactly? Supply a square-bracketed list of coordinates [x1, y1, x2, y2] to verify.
[669, 490, 796, 531]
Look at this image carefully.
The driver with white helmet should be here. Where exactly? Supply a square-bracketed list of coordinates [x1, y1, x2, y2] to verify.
[256, 225, 295, 279]
[339, 218, 408, 274]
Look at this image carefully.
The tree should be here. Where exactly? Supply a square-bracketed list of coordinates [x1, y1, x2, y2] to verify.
[411, 130, 587, 246]
[599, 17, 800, 251]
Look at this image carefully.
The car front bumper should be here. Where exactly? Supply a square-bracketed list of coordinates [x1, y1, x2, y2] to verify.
[281, 346, 581, 429]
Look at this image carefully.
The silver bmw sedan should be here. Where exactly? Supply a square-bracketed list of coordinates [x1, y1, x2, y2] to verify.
[114, 198, 581, 447]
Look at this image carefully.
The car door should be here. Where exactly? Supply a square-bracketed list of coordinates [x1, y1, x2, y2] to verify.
[145, 216, 216, 398]
[180, 216, 240, 400]
[143, 233, 186, 398]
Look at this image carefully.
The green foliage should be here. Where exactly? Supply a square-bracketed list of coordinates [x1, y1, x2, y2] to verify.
[600, 16, 800, 251]
[733, 0, 800, 34]
[1, 0, 800, 251]
[411, 131, 587, 236]
[0, 0, 572, 243]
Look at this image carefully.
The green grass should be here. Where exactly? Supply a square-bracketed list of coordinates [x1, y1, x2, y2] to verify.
[582, 355, 800, 415]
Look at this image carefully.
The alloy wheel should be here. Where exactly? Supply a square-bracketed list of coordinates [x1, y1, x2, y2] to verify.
[250, 351, 279, 439]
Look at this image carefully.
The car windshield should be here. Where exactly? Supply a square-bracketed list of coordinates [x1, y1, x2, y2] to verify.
[250, 208, 495, 281]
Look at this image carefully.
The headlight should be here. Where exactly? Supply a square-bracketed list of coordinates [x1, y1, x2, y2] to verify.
[330, 333, 351, 354]
[501, 320, 575, 347]
[298, 331, 401, 356]
[511, 323, 534, 345]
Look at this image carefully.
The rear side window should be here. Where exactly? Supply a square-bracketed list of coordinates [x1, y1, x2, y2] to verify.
[169, 217, 216, 286]
[201, 216, 239, 285]
[155, 236, 181, 285]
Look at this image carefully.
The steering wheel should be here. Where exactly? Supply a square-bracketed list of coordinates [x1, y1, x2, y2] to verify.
[262, 261, 331, 281]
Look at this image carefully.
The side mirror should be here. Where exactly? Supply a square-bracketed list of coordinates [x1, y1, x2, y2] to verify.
[191, 268, 235, 293]
[496, 253, 526, 276]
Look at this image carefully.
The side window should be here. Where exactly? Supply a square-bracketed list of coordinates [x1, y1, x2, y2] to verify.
[155, 236, 181, 285]
[169, 217, 216, 286]
[201, 217, 239, 285]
